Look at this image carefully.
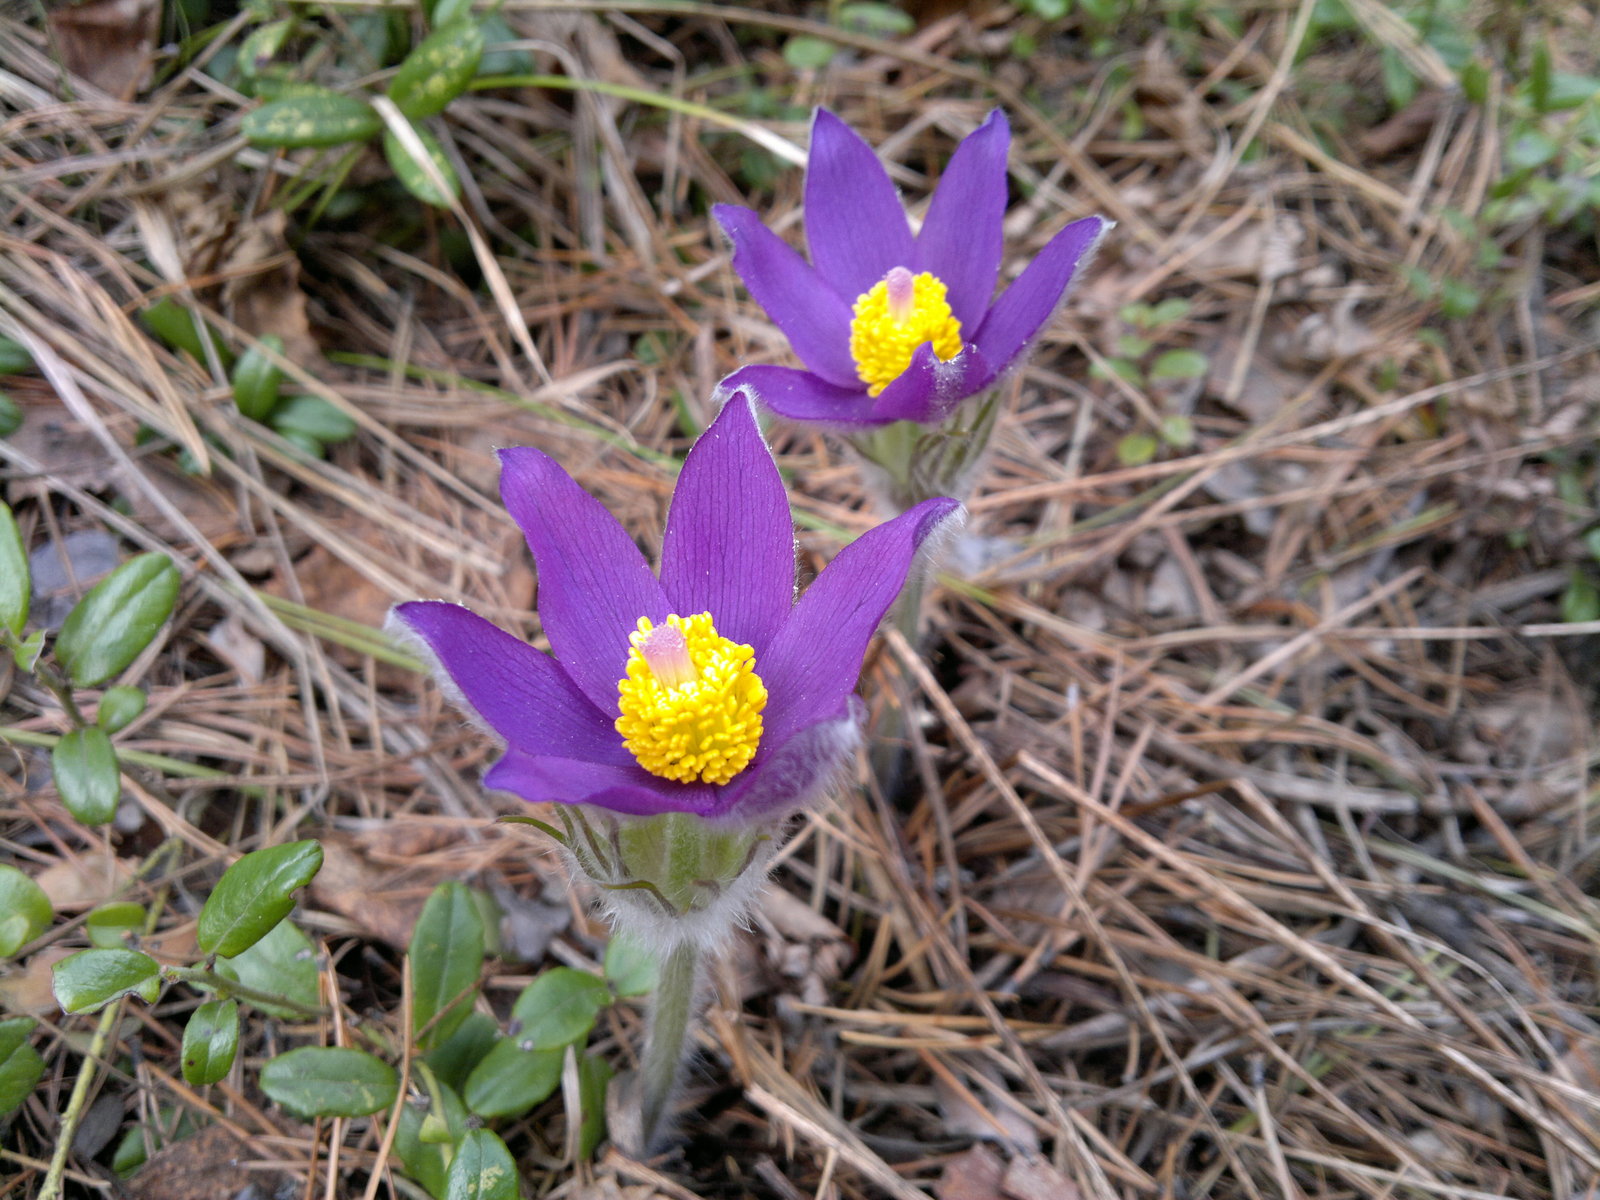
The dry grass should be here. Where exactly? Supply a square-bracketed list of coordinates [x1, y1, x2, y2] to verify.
[3, 1, 1600, 1197]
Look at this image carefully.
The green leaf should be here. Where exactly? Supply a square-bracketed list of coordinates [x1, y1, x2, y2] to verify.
[424, 1010, 498, 1093]
[603, 932, 658, 998]
[215, 918, 320, 1018]
[0, 1018, 44, 1116]
[53, 726, 122, 826]
[574, 1052, 612, 1160]
[0, 390, 21, 437]
[394, 1068, 468, 1198]
[1459, 59, 1490, 105]
[0, 501, 27, 636]
[197, 840, 324, 958]
[52, 948, 160, 1013]
[462, 1037, 563, 1118]
[140, 298, 232, 367]
[1116, 433, 1159, 467]
[270, 395, 358, 445]
[1149, 348, 1208, 382]
[182, 999, 240, 1086]
[428, 0, 474, 26]
[0, 865, 51, 957]
[10, 628, 44, 672]
[238, 18, 291, 77]
[1439, 278, 1480, 319]
[242, 90, 382, 148]
[444, 1128, 518, 1200]
[410, 882, 485, 1051]
[782, 35, 837, 70]
[1562, 570, 1600, 624]
[54, 552, 181, 688]
[1158, 414, 1195, 448]
[389, 20, 484, 120]
[1529, 40, 1551, 113]
[86, 901, 146, 949]
[231, 335, 285, 422]
[96, 685, 147, 734]
[0, 335, 34, 374]
[383, 123, 462, 208]
[260, 1047, 397, 1118]
[836, 3, 915, 36]
[1146, 297, 1192, 326]
[509, 967, 608, 1051]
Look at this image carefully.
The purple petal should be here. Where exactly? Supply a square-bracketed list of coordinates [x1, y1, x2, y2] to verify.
[725, 344, 993, 431]
[713, 204, 859, 388]
[713, 707, 862, 820]
[498, 447, 668, 713]
[760, 496, 963, 747]
[915, 110, 1009, 330]
[868, 342, 997, 425]
[721, 364, 872, 428]
[974, 215, 1109, 374]
[804, 109, 913, 303]
[659, 392, 794, 652]
[484, 748, 717, 817]
[392, 602, 628, 763]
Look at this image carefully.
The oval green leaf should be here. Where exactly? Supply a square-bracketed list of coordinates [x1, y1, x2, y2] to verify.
[444, 1128, 517, 1200]
[54, 552, 181, 688]
[410, 881, 485, 1051]
[603, 933, 658, 999]
[86, 900, 146, 949]
[52, 726, 122, 826]
[462, 1037, 563, 1119]
[1149, 348, 1209, 382]
[0, 865, 52, 957]
[215, 917, 320, 1018]
[424, 1010, 498, 1093]
[182, 999, 240, 1086]
[231, 334, 285, 422]
[383, 124, 461, 208]
[393, 1069, 468, 1198]
[0, 1018, 44, 1116]
[0, 335, 34, 374]
[197, 839, 324, 958]
[0, 390, 22, 437]
[242, 90, 382, 148]
[260, 1046, 397, 1118]
[269, 395, 358, 445]
[389, 20, 485, 120]
[140, 298, 232, 367]
[509, 967, 608, 1051]
[96, 685, 147, 734]
[52, 948, 160, 1013]
[0, 501, 27, 636]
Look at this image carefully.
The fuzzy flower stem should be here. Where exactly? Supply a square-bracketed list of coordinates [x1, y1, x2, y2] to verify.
[638, 938, 701, 1152]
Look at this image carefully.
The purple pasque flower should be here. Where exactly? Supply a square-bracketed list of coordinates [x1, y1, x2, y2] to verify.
[392, 392, 960, 823]
[713, 109, 1108, 429]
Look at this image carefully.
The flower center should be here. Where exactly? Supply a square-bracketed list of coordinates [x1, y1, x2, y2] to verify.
[615, 613, 766, 786]
[848, 266, 964, 397]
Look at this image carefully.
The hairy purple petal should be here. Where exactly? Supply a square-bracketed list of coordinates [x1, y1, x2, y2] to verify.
[915, 110, 1009, 329]
[714, 709, 862, 820]
[393, 602, 628, 764]
[760, 497, 963, 746]
[805, 109, 913, 302]
[659, 393, 794, 652]
[726, 343, 994, 431]
[975, 215, 1108, 373]
[484, 748, 718, 817]
[713, 204, 859, 387]
[498, 447, 667, 713]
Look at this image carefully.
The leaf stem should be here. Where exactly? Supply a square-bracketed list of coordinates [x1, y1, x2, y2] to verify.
[637, 938, 700, 1153]
[164, 965, 330, 1017]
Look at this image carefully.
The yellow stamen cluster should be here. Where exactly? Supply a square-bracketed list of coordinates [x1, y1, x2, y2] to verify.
[615, 613, 766, 786]
[848, 270, 964, 396]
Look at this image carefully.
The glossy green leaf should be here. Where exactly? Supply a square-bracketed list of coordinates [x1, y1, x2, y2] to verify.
[242, 90, 382, 148]
[462, 1037, 563, 1119]
[96, 685, 147, 734]
[509, 967, 608, 1051]
[389, 20, 484, 119]
[383, 124, 461, 208]
[197, 840, 323, 958]
[238, 18, 291, 77]
[269, 395, 357, 445]
[0, 335, 34, 374]
[0, 865, 51, 957]
[86, 901, 146, 949]
[574, 1052, 612, 1160]
[444, 1128, 517, 1200]
[140, 298, 232, 367]
[231, 335, 285, 422]
[9, 628, 44, 672]
[54, 552, 181, 688]
[52, 948, 160, 1013]
[0, 501, 26, 636]
[182, 999, 240, 1086]
[52, 726, 122, 826]
[0, 1018, 44, 1116]
[410, 882, 485, 1051]
[260, 1046, 397, 1118]
[783, 35, 836, 69]
[603, 932, 658, 998]
[1149, 348, 1208, 382]
[215, 917, 320, 1018]
[393, 1068, 468, 1198]
[0, 390, 21, 437]
[424, 1010, 498, 1093]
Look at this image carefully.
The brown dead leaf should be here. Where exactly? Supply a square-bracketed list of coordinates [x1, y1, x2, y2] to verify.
[309, 837, 426, 950]
[0, 946, 73, 1016]
[937, 1143, 1006, 1200]
[126, 1124, 290, 1200]
[935, 1061, 1041, 1155]
[34, 851, 133, 911]
[48, 0, 160, 100]
[219, 209, 320, 364]
[1002, 1157, 1082, 1200]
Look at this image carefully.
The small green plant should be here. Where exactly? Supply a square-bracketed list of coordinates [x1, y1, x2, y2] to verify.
[1093, 299, 1206, 466]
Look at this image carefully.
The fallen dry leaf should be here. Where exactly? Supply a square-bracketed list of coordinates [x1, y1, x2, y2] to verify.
[34, 851, 134, 910]
[937, 1142, 1006, 1200]
[48, 0, 160, 100]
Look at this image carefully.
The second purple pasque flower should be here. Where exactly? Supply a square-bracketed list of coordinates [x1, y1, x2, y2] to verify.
[714, 109, 1109, 429]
